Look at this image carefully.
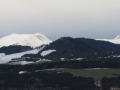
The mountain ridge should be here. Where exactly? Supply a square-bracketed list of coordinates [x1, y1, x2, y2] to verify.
[96, 35, 120, 44]
[0, 33, 52, 48]
[33, 37, 120, 60]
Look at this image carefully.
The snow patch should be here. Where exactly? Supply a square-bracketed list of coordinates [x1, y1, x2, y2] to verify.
[41, 50, 56, 56]
[70, 58, 83, 61]
[10, 61, 34, 65]
[85, 68, 108, 70]
[19, 71, 27, 74]
[76, 58, 83, 61]
[0, 53, 5, 58]
[36, 59, 52, 62]
[0, 48, 43, 64]
[113, 55, 120, 58]
[60, 58, 65, 61]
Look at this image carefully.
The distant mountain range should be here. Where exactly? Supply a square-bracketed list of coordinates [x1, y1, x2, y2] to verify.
[0, 33, 120, 64]
[1, 33, 120, 48]
[0, 33, 52, 48]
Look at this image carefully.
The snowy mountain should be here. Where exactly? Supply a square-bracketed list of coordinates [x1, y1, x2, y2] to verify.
[114, 35, 120, 39]
[96, 35, 120, 44]
[0, 33, 52, 48]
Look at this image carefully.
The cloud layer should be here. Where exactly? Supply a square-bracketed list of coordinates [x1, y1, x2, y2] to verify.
[0, 0, 120, 40]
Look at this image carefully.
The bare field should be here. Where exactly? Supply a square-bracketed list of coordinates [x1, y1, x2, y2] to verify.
[62, 68, 120, 80]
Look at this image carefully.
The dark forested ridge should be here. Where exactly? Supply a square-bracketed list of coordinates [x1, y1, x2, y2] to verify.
[0, 72, 95, 90]
[0, 45, 32, 55]
[42, 37, 120, 52]
[2, 60, 120, 72]
[0, 63, 96, 90]
[22, 37, 120, 60]
[78, 38, 120, 52]
[101, 77, 120, 90]
[1, 60, 120, 90]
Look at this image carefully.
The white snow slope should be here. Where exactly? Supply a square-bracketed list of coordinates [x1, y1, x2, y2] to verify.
[96, 35, 120, 44]
[0, 49, 40, 64]
[41, 50, 56, 56]
[0, 53, 5, 58]
[0, 33, 52, 48]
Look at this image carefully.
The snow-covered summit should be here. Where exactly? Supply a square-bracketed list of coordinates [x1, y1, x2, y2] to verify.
[114, 35, 120, 39]
[96, 35, 120, 44]
[0, 33, 52, 48]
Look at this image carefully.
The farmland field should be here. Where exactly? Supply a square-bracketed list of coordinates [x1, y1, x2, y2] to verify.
[62, 68, 120, 80]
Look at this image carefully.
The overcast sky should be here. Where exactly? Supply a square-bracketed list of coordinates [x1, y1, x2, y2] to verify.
[0, 0, 120, 40]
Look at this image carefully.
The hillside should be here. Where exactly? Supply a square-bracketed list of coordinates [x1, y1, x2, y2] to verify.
[0, 48, 44, 64]
[2, 36, 120, 64]
[38, 37, 100, 59]
[36, 37, 120, 60]
[0, 45, 32, 55]
[78, 38, 120, 52]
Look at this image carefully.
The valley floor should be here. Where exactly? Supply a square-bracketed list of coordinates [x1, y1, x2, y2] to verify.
[62, 68, 120, 80]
